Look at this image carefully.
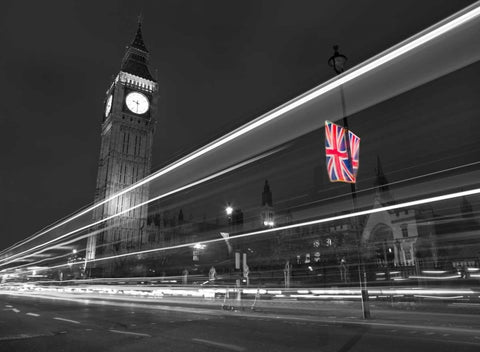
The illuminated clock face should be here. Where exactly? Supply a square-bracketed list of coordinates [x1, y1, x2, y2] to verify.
[105, 95, 113, 117]
[125, 91, 149, 115]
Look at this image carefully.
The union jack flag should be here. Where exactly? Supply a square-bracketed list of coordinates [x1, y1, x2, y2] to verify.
[348, 130, 361, 177]
[325, 120, 360, 183]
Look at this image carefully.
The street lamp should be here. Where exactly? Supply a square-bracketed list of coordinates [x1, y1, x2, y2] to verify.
[328, 45, 347, 74]
[328, 45, 370, 319]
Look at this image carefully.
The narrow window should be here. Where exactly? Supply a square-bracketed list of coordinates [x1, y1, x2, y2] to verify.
[122, 132, 127, 153]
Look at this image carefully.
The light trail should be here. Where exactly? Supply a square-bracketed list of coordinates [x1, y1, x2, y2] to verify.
[0, 148, 282, 268]
[18, 186, 479, 273]
[2, 2, 480, 260]
[1, 226, 114, 272]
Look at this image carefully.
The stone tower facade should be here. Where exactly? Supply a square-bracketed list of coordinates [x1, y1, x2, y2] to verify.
[260, 180, 275, 227]
[85, 22, 158, 270]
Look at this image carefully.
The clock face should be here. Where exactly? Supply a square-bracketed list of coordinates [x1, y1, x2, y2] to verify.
[105, 95, 113, 117]
[125, 91, 149, 115]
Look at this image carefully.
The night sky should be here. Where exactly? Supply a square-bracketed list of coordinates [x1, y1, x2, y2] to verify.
[0, 0, 476, 251]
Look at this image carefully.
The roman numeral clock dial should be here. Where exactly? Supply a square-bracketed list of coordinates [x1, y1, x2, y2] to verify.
[125, 91, 150, 115]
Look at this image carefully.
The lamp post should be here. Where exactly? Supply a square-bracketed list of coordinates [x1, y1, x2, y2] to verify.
[328, 45, 370, 319]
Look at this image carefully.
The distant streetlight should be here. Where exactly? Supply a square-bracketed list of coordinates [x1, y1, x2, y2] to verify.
[263, 220, 275, 227]
[225, 204, 234, 216]
[72, 249, 77, 254]
[193, 243, 206, 250]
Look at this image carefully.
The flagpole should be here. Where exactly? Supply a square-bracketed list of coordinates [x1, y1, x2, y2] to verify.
[329, 45, 370, 319]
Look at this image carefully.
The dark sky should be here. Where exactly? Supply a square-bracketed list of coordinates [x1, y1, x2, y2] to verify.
[0, 0, 475, 250]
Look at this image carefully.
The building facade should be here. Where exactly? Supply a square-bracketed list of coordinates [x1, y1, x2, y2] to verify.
[85, 22, 158, 274]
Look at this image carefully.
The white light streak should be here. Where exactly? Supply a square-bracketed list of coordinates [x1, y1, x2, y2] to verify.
[0, 149, 279, 268]
[414, 295, 464, 300]
[422, 270, 447, 274]
[2, 2, 480, 262]
[18, 187, 480, 272]
[410, 275, 461, 280]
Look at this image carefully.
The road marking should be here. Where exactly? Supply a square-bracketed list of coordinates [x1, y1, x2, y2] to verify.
[109, 329, 151, 337]
[12, 308, 20, 313]
[443, 334, 450, 337]
[26, 313, 40, 317]
[85, 328, 92, 331]
[5, 290, 480, 337]
[0, 333, 53, 341]
[54, 317, 81, 324]
[5, 305, 13, 308]
[192, 338, 245, 351]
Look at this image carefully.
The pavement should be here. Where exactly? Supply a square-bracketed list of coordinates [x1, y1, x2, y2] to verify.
[1, 289, 480, 351]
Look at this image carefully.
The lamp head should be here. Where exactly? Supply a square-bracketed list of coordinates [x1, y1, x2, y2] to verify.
[328, 45, 347, 74]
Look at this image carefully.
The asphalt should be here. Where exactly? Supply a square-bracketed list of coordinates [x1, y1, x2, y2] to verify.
[1, 291, 480, 351]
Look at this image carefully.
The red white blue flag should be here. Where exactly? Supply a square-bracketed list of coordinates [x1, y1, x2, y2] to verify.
[348, 130, 360, 177]
[325, 120, 360, 183]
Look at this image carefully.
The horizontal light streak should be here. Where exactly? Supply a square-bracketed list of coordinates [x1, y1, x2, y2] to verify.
[9, 187, 480, 274]
[2, 3, 480, 259]
[2, 284, 478, 304]
[85, 187, 480, 266]
[414, 295, 464, 300]
[369, 288, 474, 295]
[2, 226, 115, 272]
[422, 270, 447, 274]
[410, 275, 461, 280]
[0, 150, 279, 268]
[291, 294, 362, 299]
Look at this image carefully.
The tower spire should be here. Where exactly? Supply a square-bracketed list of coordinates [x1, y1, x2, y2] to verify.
[120, 19, 154, 81]
[262, 180, 273, 207]
[374, 156, 394, 205]
[130, 18, 149, 53]
[374, 156, 389, 192]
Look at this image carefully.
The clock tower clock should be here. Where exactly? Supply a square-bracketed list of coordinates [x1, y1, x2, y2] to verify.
[86, 21, 158, 274]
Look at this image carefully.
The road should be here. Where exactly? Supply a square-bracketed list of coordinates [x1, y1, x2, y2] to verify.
[1, 293, 480, 352]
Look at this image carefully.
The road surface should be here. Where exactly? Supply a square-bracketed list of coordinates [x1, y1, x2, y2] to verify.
[1, 293, 480, 351]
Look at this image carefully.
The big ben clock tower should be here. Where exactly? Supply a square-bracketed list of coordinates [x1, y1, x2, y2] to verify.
[86, 21, 158, 273]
